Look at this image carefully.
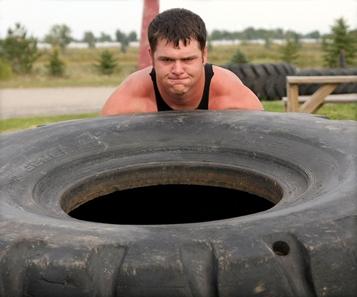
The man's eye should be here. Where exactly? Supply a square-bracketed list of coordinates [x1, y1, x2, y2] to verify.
[182, 57, 196, 63]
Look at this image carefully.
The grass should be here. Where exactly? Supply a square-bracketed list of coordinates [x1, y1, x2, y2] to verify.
[315, 103, 357, 120]
[1, 102, 355, 134]
[262, 101, 357, 120]
[0, 113, 98, 133]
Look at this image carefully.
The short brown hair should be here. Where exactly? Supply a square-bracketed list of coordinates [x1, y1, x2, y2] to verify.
[148, 8, 207, 52]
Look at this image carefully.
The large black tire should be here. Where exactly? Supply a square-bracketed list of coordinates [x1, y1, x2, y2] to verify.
[1, 111, 356, 297]
[295, 68, 357, 95]
[223, 63, 297, 100]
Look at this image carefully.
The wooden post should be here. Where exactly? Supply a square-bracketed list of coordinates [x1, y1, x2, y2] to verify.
[138, 0, 159, 69]
[287, 83, 299, 112]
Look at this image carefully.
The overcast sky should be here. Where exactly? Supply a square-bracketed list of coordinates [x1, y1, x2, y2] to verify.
[1, 0, 356, 40]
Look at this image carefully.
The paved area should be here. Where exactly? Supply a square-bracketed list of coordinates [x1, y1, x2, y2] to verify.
[0, 87, 116, 119]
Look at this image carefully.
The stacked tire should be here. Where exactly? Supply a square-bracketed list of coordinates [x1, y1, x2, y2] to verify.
[224, 63, 357, 100]
[224, 63, 296, 100]
[296, 68, 357, 95]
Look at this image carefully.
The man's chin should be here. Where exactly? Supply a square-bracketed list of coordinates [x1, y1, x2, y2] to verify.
[170, 86, 187, 95]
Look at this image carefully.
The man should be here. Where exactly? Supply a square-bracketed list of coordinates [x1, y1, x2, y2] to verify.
[101, 8, 263, 115]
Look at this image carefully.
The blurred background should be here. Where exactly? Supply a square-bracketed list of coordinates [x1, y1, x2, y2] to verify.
[0, 0, 356, 130]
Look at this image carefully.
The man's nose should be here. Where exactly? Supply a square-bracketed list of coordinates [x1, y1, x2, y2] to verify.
[171, 60, 184, 74]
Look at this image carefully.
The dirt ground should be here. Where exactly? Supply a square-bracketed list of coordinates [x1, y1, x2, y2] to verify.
[0, 87, 116, 119]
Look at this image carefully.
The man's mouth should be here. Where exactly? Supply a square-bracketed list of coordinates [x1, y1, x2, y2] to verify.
[168, 77, 189, 84]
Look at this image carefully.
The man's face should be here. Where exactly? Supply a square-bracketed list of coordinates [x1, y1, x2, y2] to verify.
[150, 38, 207, 97]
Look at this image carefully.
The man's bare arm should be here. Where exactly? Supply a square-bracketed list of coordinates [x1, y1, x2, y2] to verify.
[210, 66, 264, 111]
[101, 67, 156, 116]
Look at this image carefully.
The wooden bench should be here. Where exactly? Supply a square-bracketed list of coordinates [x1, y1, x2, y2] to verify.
[283, 93, 357, 111]
[285, 75, 357, 113]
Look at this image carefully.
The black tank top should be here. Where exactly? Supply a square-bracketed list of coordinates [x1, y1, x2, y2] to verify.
[149, 64, 214, 111]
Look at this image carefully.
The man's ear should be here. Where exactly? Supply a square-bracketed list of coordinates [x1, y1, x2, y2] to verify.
[203, 46, 208, 64]
[148, 48, 155, 66]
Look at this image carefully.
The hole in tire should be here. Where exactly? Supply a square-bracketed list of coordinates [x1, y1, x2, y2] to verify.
[68, 184, 275, 224]
[62, 164, 283, 225]
[272, 241, 290, 256]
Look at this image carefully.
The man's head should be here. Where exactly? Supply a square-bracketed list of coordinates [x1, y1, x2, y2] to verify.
[148, 9, 208, 102]
[148, 8, 207, 53]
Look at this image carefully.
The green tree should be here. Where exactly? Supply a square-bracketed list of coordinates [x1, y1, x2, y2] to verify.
[45, 24, 72, 51]
[322, 18, 356, 67]
[230, 48, 249, 64]
[98, 32, 112, 42]
[264, 36, 272, 49]
[120, 38, 129, 53]
[0, 58, 13, 80]
[95, 50, 118, 75]
[280, 37, 300, 63]
[83, 31, 96, 48]
[351, 29, 357, 40]
[46, 49, 65, 77]
[305, 30, 321, 39]
[115, 29, 129, 53]
[115, 29, 126, 43]
[210, 30, 223, 40]
[0, 23, 39, 74]
[242, 27, 256, 40]
[128, 31, 138, 42]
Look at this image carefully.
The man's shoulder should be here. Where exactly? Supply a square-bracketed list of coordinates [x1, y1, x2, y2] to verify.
[212, 65, 243, 83]
[209, 65, 263, 111]
[101, 66, 157, 115]
[210, 65, 243, 96]
[114, 66, 155, 100]
[125, 66, 153, 90]
[129, 66, 153, 78]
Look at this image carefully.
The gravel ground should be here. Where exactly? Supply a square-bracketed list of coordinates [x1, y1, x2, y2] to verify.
[0, 86, 116, 119]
